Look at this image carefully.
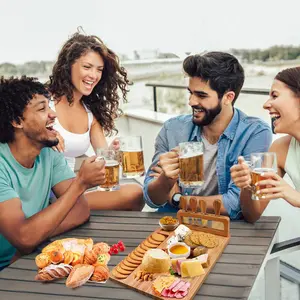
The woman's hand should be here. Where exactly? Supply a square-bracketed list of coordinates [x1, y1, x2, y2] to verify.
[257, 172, 300, 207]
[52, 131, 65, 153]
[230, 156, 251, 189]
[109, 138, 120, 151]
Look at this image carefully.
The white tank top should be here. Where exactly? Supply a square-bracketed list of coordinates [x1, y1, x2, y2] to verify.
[285, 137, 300, 191]
[50, 101, 93, 171]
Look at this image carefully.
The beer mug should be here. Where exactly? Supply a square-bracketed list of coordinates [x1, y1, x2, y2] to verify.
[179, 141, 204, 188]
[250, 152, 277, 200]
[96, 149, 120, 191]
[119, 136, 145, 178]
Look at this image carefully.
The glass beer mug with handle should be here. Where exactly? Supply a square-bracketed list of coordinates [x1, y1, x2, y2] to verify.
[250, 152, 277, 200]
[178, 141, 204, 188]
[119, 136, 145, 178]
[96, 148, 120, 191]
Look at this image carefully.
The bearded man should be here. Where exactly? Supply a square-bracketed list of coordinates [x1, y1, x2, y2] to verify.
[143, 52, 272, 218]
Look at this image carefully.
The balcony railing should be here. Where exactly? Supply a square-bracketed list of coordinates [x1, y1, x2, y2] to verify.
[145, 82, 269, 112]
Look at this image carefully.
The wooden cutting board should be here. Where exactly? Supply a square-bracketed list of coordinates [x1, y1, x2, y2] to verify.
[110, 227, 230, 300]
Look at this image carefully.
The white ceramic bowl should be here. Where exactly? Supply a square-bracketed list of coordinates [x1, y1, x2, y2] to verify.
[167, 242, 190, 259]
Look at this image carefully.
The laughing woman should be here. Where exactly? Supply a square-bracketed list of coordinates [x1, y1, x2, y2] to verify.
[47, 32, 144, 211]
[230, 67, 300, 223]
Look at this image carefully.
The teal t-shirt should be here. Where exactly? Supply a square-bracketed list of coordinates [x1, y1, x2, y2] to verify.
[0, 143, 75, 269]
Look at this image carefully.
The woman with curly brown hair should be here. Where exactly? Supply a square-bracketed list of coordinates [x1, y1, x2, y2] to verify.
[47, 32, 144, 211]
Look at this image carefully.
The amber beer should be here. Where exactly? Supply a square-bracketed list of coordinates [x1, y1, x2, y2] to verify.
[99, 160, 120, 191]
[121, 150, 145, 178]
[179, 153, 204, 187]
[251, 167, 273, 199]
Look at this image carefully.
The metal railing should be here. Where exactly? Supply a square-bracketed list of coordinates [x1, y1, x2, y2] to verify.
[145, 82, 270, 112]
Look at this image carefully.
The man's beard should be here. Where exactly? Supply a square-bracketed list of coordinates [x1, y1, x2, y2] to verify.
[192, 102, 222, 126]
[41, 138, 59, 148]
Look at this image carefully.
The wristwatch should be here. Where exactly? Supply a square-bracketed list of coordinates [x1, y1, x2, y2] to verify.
[171, 193, 182, 207]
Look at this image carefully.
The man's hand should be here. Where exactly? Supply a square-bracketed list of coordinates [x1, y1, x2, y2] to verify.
[149, 162, 163, 178]
[52, 131, 65, 153]
[77, 156, 106, 189]
[159, 148, 180, 180]
[230, 156, 251, 189]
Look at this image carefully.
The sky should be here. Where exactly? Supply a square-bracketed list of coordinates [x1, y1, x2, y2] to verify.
[0, 0, 300, 64]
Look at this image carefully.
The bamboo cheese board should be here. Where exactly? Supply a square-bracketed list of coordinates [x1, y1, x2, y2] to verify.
[110, 197, 230, 300]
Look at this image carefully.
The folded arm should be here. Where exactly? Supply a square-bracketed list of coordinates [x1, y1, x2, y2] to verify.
[0, 177, 88, 255]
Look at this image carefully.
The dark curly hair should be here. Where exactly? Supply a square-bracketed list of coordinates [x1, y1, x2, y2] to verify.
[0, 76, 50, 143]
[183, 51, 245, 105]
[47, 33, 129, 136]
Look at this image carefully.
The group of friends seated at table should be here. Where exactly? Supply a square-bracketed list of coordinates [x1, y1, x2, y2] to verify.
[0, 31, 300, 270]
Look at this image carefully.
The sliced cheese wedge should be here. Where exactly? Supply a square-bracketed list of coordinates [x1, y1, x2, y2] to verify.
[180, 260, 205, 278]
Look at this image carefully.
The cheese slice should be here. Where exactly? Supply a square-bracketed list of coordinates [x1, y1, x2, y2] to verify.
[152, 275, 176, 294]
[180, 260, 205, 278]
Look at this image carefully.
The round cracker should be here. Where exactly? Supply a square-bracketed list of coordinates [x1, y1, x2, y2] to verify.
[112, 268, 128, 279]
[135, 246, 146, 255]
[133, 249, 144, 258]
[199, 233, 219, 248]
[140, 243, 150, 251]
[143, 239, 157, 248]
[151, 233, 165, 242]
[127, 255, 141, 265]
[116, 265, 132, 275]
[184, 233, 198, 248]
[129, 252, 143, 262]
[147, 236, 161, 245]
[123, 259, 139, 268]
[119, 262, 136, 271]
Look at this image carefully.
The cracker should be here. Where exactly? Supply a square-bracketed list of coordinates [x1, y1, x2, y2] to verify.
[133, 249, 144, 258]
[184, 233, 199, 248]
[147, 236, 161, 245]
[123, 259, 139, 268]
[151, 233, 166, 242]
[135, 246, 147, 255]
[129, 252, 143, 262]
[143, 239, 157, 248]
[119, 262, 136, 271]
[198, 233, 219, 248]
[116, 265, 132, 275]
[112, 268, 128, 279]
[140, 243, 150, 251]
[126, 255, 141, 265]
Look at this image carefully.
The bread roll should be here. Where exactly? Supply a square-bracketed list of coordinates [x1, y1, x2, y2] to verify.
[66, 264, 94, 288]
[35, 263, 72, 281]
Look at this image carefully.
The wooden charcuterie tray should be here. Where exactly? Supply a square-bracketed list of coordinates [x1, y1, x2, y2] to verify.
[110, 197, 230, 300]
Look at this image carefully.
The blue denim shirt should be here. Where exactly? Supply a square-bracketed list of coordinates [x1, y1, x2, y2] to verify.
[143, 108, 272, 219]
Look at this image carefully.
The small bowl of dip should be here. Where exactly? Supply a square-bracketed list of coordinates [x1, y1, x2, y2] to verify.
[167, 242, 190, 259]
[159, 216, 179, 231]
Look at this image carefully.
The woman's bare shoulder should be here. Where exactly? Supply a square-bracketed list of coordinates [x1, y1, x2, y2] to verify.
[270, 135, 292, 170]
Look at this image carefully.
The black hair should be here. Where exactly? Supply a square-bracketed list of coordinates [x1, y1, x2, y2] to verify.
[0, 76, 50, 143]
[183, 51, 245, 104]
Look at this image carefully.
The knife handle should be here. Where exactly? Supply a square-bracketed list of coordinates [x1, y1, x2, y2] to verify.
[180, 196, 187, 211]
[213, 199, 221, 216]
[200, 199, 207, 214]
[190, 197, 198, 213]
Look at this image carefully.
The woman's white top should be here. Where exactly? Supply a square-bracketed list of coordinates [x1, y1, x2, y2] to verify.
[285, 137, 300, 191]
[50, 101, 93, 171]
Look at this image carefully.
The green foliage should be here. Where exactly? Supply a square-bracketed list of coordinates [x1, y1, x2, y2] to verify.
[231, 45, 300, 62]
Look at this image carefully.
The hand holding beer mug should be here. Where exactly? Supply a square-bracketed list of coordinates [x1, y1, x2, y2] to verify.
[96, 149, 120, 191]
[119, 136, 145, 178]
[178, 141, 204, 188]
[250, 152, 277, 200]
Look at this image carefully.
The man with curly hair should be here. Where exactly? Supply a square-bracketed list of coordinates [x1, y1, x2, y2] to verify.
[144, 52, 273, 219]
[0, 76, 107, 270]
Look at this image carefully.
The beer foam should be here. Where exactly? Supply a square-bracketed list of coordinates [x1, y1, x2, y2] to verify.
[180, 151, 203, 159]
[105, 160, 119, 167]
